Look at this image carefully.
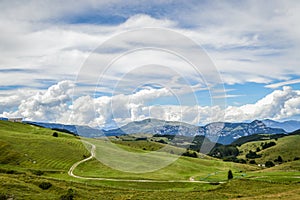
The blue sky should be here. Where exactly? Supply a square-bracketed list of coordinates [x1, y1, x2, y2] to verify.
[0, 0, 300, 127]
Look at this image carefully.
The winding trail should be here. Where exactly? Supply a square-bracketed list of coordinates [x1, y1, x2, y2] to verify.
[68, 140, 223, 183]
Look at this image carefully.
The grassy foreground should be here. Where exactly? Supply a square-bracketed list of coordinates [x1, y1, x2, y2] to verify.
[0, 120, 299, 199]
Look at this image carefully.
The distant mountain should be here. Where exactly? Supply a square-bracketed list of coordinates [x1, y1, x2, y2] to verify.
[105, 119, 286, 144]
[22, 119, 286, 145]
[262, 119, 300, 132]
[24, 121, 106, 138]
[105, 118, 198, 136]
[209, 120, 286, 144]
[231, 133, 287, 146]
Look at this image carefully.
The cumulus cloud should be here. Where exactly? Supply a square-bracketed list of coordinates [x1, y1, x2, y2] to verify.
[2, 81, 300, 127]
[225, 86, 300, 121]
[3, 81, 74, 122]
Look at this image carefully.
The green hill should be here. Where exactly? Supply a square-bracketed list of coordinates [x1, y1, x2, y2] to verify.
[237, 134, 300, 167]
[0, 120, 300, 199]
[0, 120, 89, 172]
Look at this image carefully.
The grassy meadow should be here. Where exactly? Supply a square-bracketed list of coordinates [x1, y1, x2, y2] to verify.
[0, 120, 299, 199]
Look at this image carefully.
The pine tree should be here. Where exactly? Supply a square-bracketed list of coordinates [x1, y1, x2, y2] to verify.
[228, 170, 233, 180]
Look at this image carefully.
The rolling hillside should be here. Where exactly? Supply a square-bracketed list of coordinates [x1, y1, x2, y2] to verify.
[237, 134, 300, 167]
[0, 120, 89, 172]
[0, 120, 299, 199]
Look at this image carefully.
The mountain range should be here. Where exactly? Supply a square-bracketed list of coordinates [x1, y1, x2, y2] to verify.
[262, 119, 300, 132]
[19, 118, 300, 144]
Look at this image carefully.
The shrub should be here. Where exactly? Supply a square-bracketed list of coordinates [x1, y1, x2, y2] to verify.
[32, 170, 44, 176]
[228, 170, 233, 180]
[157, 139, 167, 144]
[223, 157, 246, 164]
[262, 141, 276, 150]
[60, 189, 75, 200]
[0, 193, 9, 200]
[249, 160, 256, 164]
[209, 145, 239, 159]
[265, 161, 275, 168]
[246, 150, 261, 159]
[52, 132, 58, 137]
[182, 151, 198, 158]
[39, 182, 52, 190]
[274, 156, 283, 163]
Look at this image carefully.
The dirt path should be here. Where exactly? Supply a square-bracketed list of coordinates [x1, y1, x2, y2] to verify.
[68, 140, 222, 183]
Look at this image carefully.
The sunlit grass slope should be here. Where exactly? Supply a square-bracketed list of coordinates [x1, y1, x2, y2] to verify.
[75, 138, 257, 182]
[0, 120, 89, 172]
[237, 135, 300, 165]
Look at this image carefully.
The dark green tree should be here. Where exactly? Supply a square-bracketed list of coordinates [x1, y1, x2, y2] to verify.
[277, 156, 283, 163]
[228, 170, 233, 180]
[265, 161, 275, 168]
[52, 132, 58, 137]
[39, 182, 52, 190]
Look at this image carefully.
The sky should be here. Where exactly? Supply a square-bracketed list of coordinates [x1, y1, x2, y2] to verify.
[1, 0, 300, 128]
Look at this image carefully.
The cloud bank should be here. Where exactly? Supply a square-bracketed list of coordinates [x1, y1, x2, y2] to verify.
[2, 81, 300, 127]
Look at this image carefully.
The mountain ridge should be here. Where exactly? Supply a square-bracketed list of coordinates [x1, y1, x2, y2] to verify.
[18, 118, 291, 144]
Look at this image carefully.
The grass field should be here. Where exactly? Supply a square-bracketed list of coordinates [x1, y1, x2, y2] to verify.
[0, 120, 89, 172]
[0, 121, 300, 199]
[237, 135, 300, 165]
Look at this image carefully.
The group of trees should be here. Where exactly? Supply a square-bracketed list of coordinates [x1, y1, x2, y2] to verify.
[261, 141, 276, 150]
[182, 150, 198, 158]
[246, 150, 262, 159]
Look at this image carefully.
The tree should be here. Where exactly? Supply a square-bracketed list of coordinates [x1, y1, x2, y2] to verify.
[60, 188, 75, 200]
[265, 161, 275, 168]
[52, 132, 58, 137]
[277, 156, 283, 163]
[246, 150, 261, 159]
[39, 182, 52, 190]
[249, 160, 256, 164]
[228, 170, 233, 180]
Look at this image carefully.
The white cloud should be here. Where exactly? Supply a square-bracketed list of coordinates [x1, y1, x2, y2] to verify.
[2, 81, 74, 121]
[2, 81, 299, 127]
[1, 1, 300, 89]
[225, 86, 300, 121]
[1, 1, 300, 125]
[265, 79, 300, 89]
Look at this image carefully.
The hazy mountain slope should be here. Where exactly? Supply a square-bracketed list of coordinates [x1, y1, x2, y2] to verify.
[262, 119, 300, 132]
[22, 118, 286, 144]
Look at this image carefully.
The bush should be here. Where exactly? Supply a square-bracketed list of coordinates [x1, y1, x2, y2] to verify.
[265, 161, 275, 168]
[32, 170, 44, 176]
[228, 170, 233, 180]
[246, 150, 261, 159]
[157, 139, 167, 144]
[60, 189, 75, 200]
[39, 182, 52, 190]
[52, 132, 58, 137]
[274, 156, 283, 163]
[0, 193, 10, 200]
[209, 145, 239, 159]
[223, 157, 246, 164]
[182, 151, 198, 158]
[262, 141, 276, 150]
[249, 160, 256, 164]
